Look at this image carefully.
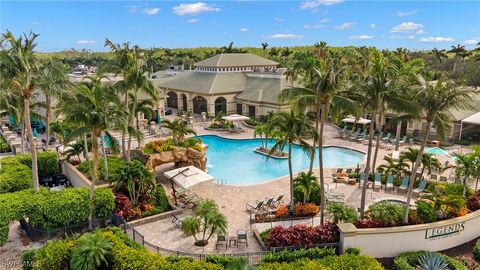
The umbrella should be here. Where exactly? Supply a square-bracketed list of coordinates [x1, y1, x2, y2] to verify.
[33, 128, 39, 138]
[341, 115, 371, 125]
[156, 114, 161, 124]
[424, 147, 450, 156]
[221, 114, 250, 122]
[163, 165, 214, 189]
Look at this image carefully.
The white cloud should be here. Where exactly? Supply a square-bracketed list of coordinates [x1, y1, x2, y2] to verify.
[240, 27, 250, 32]
[350, 35, 374, 40]
[143, 8, 160, 15]
[370, 23, 376, 28]
[172, 2, 220, 15]
[304, 24, 326, 29]
[300, 0, 343, 9]
[391, 22, 424, 33]
[396, 9, 418, 17]
[274, 16, 284, 22]
[390, 35, 416, 40]
[464, 39, 479, 45]
[418, 36, 455, 43]
[416, 29, 426, 35]
[267, 33, 304, 39]
[319, 18, 329, 23]
[76, 40, 96, 45]
[187, 18, 199, 23]
[335, 22, 354, 30]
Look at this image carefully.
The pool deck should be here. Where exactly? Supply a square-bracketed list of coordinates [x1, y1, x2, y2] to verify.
[135, 121, 443, 254]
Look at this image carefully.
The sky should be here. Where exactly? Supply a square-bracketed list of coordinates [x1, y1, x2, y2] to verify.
[1, 0, 480, 52]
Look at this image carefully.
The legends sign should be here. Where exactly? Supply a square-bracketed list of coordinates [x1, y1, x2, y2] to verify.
[425, 222, 465, 240]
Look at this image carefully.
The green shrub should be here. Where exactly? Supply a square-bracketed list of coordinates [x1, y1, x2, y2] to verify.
[70, 231, 113, 270]
[415, 201, 437, 223]
[474, 239, 480, 261]
[152, 186, 169, 212]
[326, 202, 358, 223]
[345, 247, 361, 255]
[0, 136, 10, 152]
[394, 251, 467, 270]
[262, 248, 336, 263]
[206, 255, 245, 268]
[0, 225, 8, 246]
[367, 201, 405, 226]
[78, 157, 126, 182]
[319, 254, 383, 270]
[15, 151, 58, 176]
[21, 249, 36, 270]
[0, 163, 32, 194]
[259, 229, 271, 243]
[33, 240, 75, 270]
[260, 259, 329, 270]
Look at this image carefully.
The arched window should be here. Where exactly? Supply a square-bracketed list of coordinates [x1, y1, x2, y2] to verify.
[166, 92, 178, 109]
[193, 96, 208, 114]
[214, 97, 227, 115]
[181, 94, 188, 111]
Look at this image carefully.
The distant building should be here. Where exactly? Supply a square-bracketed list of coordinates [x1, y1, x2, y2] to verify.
[152, 53, 294, 117]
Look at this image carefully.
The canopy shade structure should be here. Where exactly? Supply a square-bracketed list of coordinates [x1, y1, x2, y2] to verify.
[164, 166, 214, 189]
[425, 147, 450, 156]
[458, 111, 480, 140]
[341, 116, 371, 125]
[221, 114, 250, 122]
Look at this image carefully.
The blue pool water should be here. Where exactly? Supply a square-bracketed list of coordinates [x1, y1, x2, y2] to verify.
[198, 135, 365, 185]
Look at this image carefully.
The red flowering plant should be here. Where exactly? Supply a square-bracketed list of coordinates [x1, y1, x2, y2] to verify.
[265, 222, 339, 248]
[467, 190, 480, 211]
[114, 192, 134, 220]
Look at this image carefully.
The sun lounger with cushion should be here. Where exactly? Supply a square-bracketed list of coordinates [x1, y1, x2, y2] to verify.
[246, 200, 264, 213]
[373, 173, 382, 190]
[398, 176, 409, 192]
[386, 175, 394, 191]
[413, 180, 427, 195]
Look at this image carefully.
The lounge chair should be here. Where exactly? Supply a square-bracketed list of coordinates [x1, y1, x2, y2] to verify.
[357, 133, 367, 143]
[172, 214, 190, 227]
[383, 133, 391, 143]
[246, 200, 264, 213]
[386, 175, 394, 191]
[216, 234, 228, 250]
[350, 131, 359, 141]
[430, 175, 438, 182]
[263, 197, 275, 209]
[409, 138, 414, 145]
[398, 176, 409, 192]
[399, 136, 408, 145]
[358, 172, 368, 189]
[336, 126, 347, 137]
[237, 230, 248, 247]
[272, 195, 284, 208]
[413, 180, 427, 195]
[373, 173, 382, 190]
[345, 168, 352, 174]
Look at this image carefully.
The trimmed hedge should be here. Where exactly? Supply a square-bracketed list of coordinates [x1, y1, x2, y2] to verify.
[77, 157, 126, 183]
[262, 248, 336, 263]
[393, 251, 467, 270]
[0, 151, 59, 194]
[260, 255, 383, 270]
[0, 188, 115, 246]
[33, 239, 75, 270]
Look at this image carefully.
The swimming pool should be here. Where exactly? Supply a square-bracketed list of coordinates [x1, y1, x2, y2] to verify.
[198, 135, 365, 185]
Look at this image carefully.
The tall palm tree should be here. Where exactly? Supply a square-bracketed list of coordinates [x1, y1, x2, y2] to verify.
[261, 42, 269, 50]
[453, 152, 478, 195]
[59, 75, 128, 229]
[269, 110, 318, 212]
[294, 171, 318, 203]
[430, 48, 447, 63]
[0, 31, 59, 192]
[448, 44, 466, 73]
[280, 52, 358, 223]
[160, 118, 197, 143]
[402, 79, 476, 224]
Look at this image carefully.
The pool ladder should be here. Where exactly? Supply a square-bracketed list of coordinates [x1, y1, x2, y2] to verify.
[217, 178, 227, 185]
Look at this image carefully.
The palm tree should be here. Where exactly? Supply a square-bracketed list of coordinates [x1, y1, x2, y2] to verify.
[160, 118, 197, 143]
[268, 110, 318, 212]
[0, 31, 56, 192]
[280, 52, 358, 223]
[402, 79, 476, 224]
[128, 91, 156, 148]
[59, 75, 128, 229]
[261, 42, 269, 50]
[182, 199, 227, 246]
[294, 171, 318, 203]
[453, 152, 478, 195]
[448, 44, 466, 73]
[377, 156, 409, 177]
[430, 48, 447, 63]
[70, 232, 113, 270]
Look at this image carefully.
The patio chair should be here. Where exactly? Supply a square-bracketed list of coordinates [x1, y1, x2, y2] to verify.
[246, 200, 264, 213]
[409, 138, 414, 145]
[272, 195, 284, 208]
[386, 175, 394, 191]
[237, 230, 248, 247]
[430, 175, 438, 182]
[399, 136, 408, 145]
[358, 172, 368, 189]
[216, 234, 228, 250]
[398, 176, 409, 192]
[336, 126, 347, 137]
[439, 176, 448, 182]
[263, 197, 276, 210]
[357, 133, 367, 143]
[373, 173, 382, 190]
[383, 133, 391, 143]
[413, 180, 427, 195]
[350, 131, 359, 141]
[187, 196, 203, 209]
[172, 214, 190, 227]
[345, 168, 353, 174]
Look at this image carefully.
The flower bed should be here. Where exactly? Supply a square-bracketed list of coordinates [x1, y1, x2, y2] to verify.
[254, 147, 288, 159]
[262, 222, 339, 249]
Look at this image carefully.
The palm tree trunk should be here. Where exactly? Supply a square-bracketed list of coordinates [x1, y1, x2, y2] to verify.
[45, 95, 51, 151]
[318, 105, 327, 224]
[20, 121, 25, 154]
[360, 111, 377, 217]
[83, 133, 90, 162]
[100, 134, 109, 182]
[88, 131, 100, 230]
[122, 93, 128, 160]
[371, 112, 383, 171]
[309, 105, 319, 173]
[394, 121, 402, 152]
[403, 122, 430, 224]
[24, 98, 39, 192]
[288, 142, 294, 213]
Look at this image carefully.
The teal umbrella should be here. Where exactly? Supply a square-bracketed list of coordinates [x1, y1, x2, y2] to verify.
[425, 147, 450, 156]
[156, 114, 161, 124]
[33, 128, 39, 138]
